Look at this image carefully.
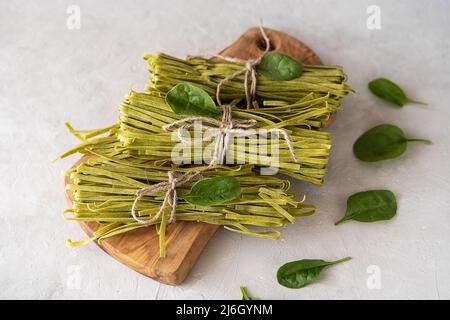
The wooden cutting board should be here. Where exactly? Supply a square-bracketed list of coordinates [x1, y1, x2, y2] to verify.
[64, 27, 322, 285]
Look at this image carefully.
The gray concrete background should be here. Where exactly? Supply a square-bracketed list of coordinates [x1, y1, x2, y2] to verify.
[1, 0, 449, 299]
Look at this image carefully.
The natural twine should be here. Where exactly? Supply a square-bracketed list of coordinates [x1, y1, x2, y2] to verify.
[213, 24, 271, 109]
[162, 106, 299, 165]
[131, 170, 202, 224]
[131, 24, 298, 226]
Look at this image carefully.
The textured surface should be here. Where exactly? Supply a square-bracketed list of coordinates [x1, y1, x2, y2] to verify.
[1, 0, 449, 299]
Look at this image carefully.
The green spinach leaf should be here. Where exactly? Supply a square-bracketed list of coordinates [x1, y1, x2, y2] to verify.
[277, 257, 351, 289]
[257, 53, 303, 81]
[184, 176, 240, 206]
[165, 83, 221, 117]
[368, 78, 426, 107]
[353, 124, 431, 162]
[335, 190, 397, 225]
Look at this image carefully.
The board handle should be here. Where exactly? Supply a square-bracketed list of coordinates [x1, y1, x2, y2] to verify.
[220, 27, 322, 64]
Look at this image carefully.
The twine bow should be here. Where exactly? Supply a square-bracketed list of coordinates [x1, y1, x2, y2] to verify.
[163, 104, 258, 165]
[131, 170, 202, 224]
[207, 23, 271, 109]
[163, 104, 299, 165]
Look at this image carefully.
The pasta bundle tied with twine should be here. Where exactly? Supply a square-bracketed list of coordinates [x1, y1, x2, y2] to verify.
[143, 52, 353, 122]
[116, 88, 332, 185]
[63, 151, 315, 257]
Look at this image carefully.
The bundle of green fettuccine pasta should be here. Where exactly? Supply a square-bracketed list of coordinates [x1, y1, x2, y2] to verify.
[143, 53, 352, 119]
[64, 155, 315, 257]
[116, 89, 332, 185]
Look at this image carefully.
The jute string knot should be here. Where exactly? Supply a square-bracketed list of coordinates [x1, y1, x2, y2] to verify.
[162, 102, 298, 166]
[131, 170, 202, 224]
[163, 103, 259, 166]
[214, 24, 270, 109]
